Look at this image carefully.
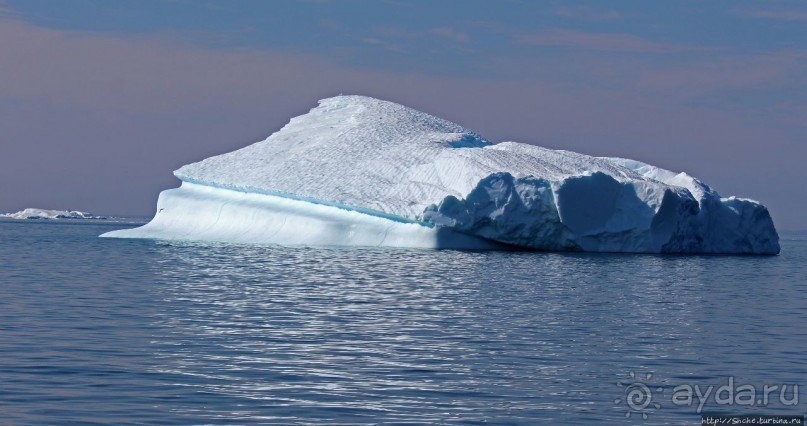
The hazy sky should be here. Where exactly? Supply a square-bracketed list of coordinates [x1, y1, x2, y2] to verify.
[1, 1, 805, 229]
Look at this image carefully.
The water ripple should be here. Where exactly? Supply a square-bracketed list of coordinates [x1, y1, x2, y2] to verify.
[0, 222, 804, 424]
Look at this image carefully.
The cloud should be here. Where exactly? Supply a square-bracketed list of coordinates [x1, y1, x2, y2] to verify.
[429, 27, 469, 43]
[517, 29, 690, 53]
[632, 51, 807, 93]
[733, 8, 807, 22]
[0, 18, 334, 112]
[318, 19, 340, 30]
[362, 36, 403, 52]
[556, 6, 623, 21]
[369, 26, 470, 46]
[0, 0, 17, 17]
[373, 26, 421, 40]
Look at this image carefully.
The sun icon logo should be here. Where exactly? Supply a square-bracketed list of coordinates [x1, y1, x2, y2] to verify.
[614, 371, 663, 420]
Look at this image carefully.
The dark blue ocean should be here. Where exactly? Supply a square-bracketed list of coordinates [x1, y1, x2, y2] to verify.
[0, 219, 804, 425]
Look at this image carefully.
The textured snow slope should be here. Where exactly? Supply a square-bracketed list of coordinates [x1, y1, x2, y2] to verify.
[104, 95, 779, 253]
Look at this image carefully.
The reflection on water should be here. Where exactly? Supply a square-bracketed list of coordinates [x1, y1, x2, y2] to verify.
[0, 221, 805, 424]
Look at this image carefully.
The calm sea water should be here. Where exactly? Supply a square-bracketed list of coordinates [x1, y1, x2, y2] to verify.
[0, 219, 804, 425]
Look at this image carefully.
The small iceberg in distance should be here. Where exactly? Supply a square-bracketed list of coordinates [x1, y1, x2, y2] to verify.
[2, 208, 107, 220]
[102, 95, 780, 254]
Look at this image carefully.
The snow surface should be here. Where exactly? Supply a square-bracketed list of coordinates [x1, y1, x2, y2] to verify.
[2, 208, 105, 220]
[103, 95, 779, 254]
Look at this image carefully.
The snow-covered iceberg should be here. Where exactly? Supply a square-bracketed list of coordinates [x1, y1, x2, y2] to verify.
[3, 208, 106, 220]
[103, 95, 779, 254]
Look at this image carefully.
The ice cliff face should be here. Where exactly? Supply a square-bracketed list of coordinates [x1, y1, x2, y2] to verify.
[104, 95, 779, 254]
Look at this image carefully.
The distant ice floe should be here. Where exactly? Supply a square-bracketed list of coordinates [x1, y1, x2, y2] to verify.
[103, 95, 779, 254]
[2, 208, 106, 220]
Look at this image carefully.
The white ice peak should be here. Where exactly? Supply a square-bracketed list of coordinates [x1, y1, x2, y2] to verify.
[105, 95, 779, 254]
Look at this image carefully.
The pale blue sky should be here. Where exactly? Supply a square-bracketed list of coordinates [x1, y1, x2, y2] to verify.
[1, 1, 805, 229]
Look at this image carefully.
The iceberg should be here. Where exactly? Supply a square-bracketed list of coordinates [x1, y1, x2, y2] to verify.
[103, 95, 779, 254]
[3, 208, 106, 220]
